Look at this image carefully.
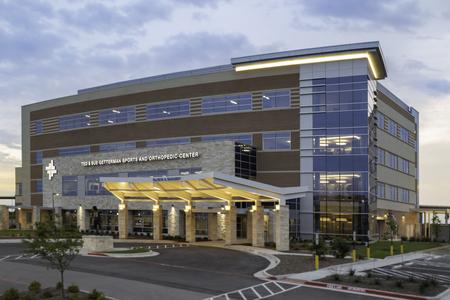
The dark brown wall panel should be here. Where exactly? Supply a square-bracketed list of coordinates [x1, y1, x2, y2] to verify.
[257, 151, 299, 171]
[43, 150, 58, 158]
[30, 74, 299, 120]
[255, 172, 300, 187]
[31, 194, 43, 206]
[31, 109, 299, 150]
[30, 165, 43, 180]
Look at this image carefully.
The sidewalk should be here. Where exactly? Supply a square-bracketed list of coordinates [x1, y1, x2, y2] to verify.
[0, 261, 210, 300]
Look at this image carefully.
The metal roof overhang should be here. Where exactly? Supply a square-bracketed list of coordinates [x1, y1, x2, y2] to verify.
[100, 172, 309, 205]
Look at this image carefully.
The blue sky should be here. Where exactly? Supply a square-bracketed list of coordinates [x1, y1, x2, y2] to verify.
[0, 0, 449, 205]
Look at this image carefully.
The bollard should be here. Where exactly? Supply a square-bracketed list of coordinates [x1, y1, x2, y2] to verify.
[315, 255, 319, 270]
[400, 243, 404, 254]
[352, 249, 357, 262]
[390, 244, 394, 256]
[366, 246, 371, 260]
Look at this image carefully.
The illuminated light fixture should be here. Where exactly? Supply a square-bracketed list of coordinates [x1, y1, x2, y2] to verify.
[336, 180, 347, 183]
[286, 140, 291, 143]
[275, 204, 280, 211]
[224, 205, 231, 211]
[235, 52, 379, 79]
[112, 109, 121, 114]
[320, 217, 331, 222]
[336, 142, 347, 146]
[184, 205, 191, 212]
[230, 100, 238, 104]
[107, 120, 114, 124]
[152, 204, 160, 211]
[262, 95, 270, 100]
[336, 217, 348, 222]
[86, 122, 91, 126]
[118, 203, 126, 210]
[319, 180, 329, 184]
[163, 110, 168, 114]
[249, 205, 256, 213]
[85, 114, 90, 118]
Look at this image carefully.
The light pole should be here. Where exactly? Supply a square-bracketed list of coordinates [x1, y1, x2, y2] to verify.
[51, 192, 60, 222]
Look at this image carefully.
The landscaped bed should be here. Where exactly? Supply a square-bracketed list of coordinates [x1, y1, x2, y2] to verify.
[356, 241, 443, 259]
[103, 247, 150, 254]
[320, 272, 448, 297]
[268, 255, 351, 275]
[0, 229, 34, 238]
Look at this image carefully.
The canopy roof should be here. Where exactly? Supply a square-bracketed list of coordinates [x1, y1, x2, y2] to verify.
[101, 172, 309, 205]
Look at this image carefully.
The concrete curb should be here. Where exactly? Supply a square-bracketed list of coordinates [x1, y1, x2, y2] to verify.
[283, 278, 429, 300]
[0, 239, 23, 243]
[102, 251, 160, 258]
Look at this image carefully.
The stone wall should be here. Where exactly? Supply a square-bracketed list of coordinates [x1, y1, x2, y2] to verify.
[42, 141, 235, 210]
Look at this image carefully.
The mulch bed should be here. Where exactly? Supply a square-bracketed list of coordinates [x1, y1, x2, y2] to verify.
[268, 255, 350, 275]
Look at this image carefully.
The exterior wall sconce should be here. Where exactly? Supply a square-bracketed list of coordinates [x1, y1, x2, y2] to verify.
[118, 203, 126, 210]
[274, 204, 280, 211]
[184, 205, 191, 212]
[249, 205, 256, 213]
[224, 205, 231, 211]
[152, 204, 160, 211]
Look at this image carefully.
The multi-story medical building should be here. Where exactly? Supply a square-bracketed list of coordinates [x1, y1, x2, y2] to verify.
[14, 42, 419, 249]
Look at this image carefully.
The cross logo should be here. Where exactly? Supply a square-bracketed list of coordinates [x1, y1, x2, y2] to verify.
[45, 160, 57, 180]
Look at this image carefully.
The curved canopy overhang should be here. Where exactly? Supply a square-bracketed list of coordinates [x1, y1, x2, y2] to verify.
[100, 172, 309, 205]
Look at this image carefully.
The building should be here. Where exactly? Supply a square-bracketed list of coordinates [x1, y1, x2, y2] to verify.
[13, 41, 419, 249]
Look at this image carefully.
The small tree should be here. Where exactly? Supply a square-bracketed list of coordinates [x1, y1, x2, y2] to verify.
[431, 214, 441, 241]
[386, 212, 398, 246]
[23, 221, 83, 298]
[331, 237, 351, 258]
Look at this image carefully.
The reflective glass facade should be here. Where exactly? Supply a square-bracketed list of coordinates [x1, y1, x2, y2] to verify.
[59, 114, 91, 130]
[262, 90, 290, 109]
[202, 93, 252, 114]
[99, 106, 135, 125]
[202, 134, 252, 145]
[147, 100, 190, 120]
[299, 60, 377, 240]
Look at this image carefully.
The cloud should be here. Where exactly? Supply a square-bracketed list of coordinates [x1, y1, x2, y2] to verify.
[425, 79, 450, 95]
[291, 0, 427, 31]
[58, 1, 172, 33]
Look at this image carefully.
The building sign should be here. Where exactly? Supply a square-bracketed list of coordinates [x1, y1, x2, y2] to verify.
[81, 151, 200, 167]
[45, 160, 57, 180]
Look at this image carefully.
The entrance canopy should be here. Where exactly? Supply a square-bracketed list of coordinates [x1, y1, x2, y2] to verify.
[101, 172, 309, 205]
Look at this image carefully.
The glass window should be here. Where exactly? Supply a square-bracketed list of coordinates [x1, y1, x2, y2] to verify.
[377, 183, 385, 198]
[386, 152, 398, 169]
[16, 183, 23, 196]
[33, 180, 42, 193]
[59, 114, 91, 130]
[263, 132, 291, 150]
[262, 90, 290, 109]
[399, 157, 409, 173]
[202, 134, 252, 145]
[377, 148, 385, 165]
[85, 173, 117, 196]
[386, 184, 397, 201]
[62, 176, 78, 196]
[399, 188, 409, 203]
[99, 106, 135, 125]
[99, 142, 136, 152]
[376, 112, 385, 130]
[400, 127, 409, 143]
[59, 146, 90, 157]
[34, 151, 43, 164]
[147, 100, 190, 120]
[388, 119, 397, 136]
[35, 120, 43, 134]
[202, 93, 252, 114]
[147, 138, 190, 148]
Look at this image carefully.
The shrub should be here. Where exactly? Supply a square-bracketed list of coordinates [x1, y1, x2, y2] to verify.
[395, 280, 404, 288]
[331, 238, 351, 259]
[366, 271, 372, 278]
[353, 277, 361, 283]
[348, 269, 355, 276]
[41, 291, 53, 299]
[419, 281, 430, 294]
[19, 293, 35, 300]
[333, 274, 340, 282]
[374, 278, 381, 285]
[429, 278, 438, 287]
[2, 288, 20, 300]
[56, 281, 63, 290]
[88, 289, 104, 300]
[408, 276, 415, 282]
[309, 239, 327, 258]
[28, 281, 41, 293]
[69, 295, 80, 300]
[68, 284, 80, 293]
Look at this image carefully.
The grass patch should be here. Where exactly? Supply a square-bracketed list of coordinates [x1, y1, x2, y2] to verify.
[0, 229, 34, 238]
[357, 241, 443, 259]
[104, 247, 150, 254]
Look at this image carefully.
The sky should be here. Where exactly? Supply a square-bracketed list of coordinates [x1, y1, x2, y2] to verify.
[0, 0, 449, 205]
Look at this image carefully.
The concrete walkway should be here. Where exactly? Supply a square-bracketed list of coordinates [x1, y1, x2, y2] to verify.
[0, 261, 210, 300]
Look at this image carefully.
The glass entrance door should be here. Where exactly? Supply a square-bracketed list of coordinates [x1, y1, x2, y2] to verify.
[236, 214, 247, 239]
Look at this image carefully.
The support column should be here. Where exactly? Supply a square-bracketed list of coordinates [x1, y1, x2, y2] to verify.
[32, 206, 40, 229]
[0, 205, 9, 230]
[118, 203, 128, 239]
[252, 203, 265, 247]
[77, 207, 88, 231]
[225, 205, 237, 245]
[185, 209, 196, 243]
[17, 208, 28, 230]
[153, 205, 162, 241]
[275, 205, 289, 251]
[208, 213, 218, 241]
[168, 206, 180, 237]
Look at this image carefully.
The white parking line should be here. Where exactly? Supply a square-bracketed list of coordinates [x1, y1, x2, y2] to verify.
[204, 281, 301, 300]
[0, 255, 10, 261]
